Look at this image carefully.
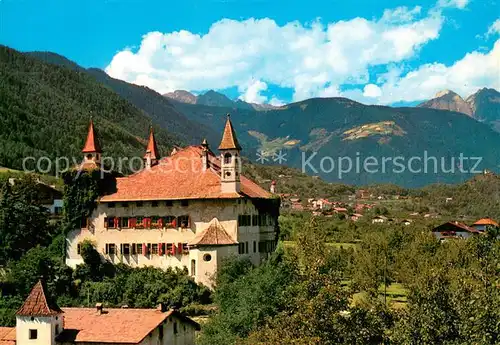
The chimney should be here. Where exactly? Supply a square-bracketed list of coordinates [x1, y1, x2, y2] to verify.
[95, 303, 103, 314]
[157, 303, 168, 312]
[201, 138, 209, 171]
[270, 180, 277, 194]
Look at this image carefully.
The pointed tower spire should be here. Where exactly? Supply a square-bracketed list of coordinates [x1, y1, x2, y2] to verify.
[218, 114, 241, 150]
[16, 280, 63, 317]
[82, 117, 102, 153]
[16, 280, 64, 345]
[144, 125, 159, 169]
[82, 117, 102, 166]
[218, 114, 241, 193]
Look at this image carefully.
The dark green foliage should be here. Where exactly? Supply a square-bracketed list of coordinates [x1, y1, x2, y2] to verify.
[26, 51, 219, 146]
[198, 253, 296, 345]
[0, 175, 56, 264]
[0, 45, 178, 172]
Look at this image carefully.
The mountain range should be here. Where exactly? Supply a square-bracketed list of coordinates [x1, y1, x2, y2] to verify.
[418, 88, 500, 131]
[1, 45, 500, 187]
[164, 89, 278, 111]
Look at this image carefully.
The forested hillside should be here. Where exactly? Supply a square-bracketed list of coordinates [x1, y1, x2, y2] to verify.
[27, 51, 220, 146]
[0, 46, 178, 172]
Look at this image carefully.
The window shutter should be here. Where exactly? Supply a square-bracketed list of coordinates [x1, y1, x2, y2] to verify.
[172, 218, 177, 228]
[142, 243, 147, 255]
[171, 243, 176, 255]
[104, 217, 108, 229]
[114, 217, 119, 228]
[177, 242, 183, 254]
[158, 218, 163, 228]
[158, 242, 163, 256]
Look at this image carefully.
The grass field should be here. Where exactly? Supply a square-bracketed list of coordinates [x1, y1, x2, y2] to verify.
[352, 283, 408, 309]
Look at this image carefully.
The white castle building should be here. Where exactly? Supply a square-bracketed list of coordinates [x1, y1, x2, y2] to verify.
[65, 115, 279, 287]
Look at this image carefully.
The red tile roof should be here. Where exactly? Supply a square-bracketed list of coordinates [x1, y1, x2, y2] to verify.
[16, 280, 63, 317]
[189, 218, 237, 246]
[100, 146, 272, 202]
[144, 126, 159, 160]
[82, 118, 102, 153]
[0, 327, 15, 345]
[473, 218, 499, 227]
[218, 114, 241, 150]
[56, 308, 199, 344]
[433, 221, 480, 233]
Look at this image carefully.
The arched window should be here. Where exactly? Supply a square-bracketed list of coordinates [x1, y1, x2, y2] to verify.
[191, 259, 196, 277]
[224, 153, 232, 164]
[86, 153, 93, 160]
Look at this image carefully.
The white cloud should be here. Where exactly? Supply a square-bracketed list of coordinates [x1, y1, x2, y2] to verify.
[381, 6, 422, 24]
[487, 19, 500, 37]
[363, 84, 383, 98]
[238, 79, 268, 104]
[437, 0, 470, 9]
[106, 6, 443, 103]
[359, 39, 500, 104]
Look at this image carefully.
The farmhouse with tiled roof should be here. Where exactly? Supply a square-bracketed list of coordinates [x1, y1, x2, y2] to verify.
[66, 115, 279, 287]
[0, 281, 199, 345]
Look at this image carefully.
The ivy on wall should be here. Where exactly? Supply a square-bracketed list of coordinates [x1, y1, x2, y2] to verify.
[61, 168, 116, 235]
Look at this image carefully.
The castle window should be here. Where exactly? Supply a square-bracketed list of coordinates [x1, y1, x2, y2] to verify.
[224, 153, 232, 164]
[121, 202, 129, 208]
[134, 243, 142, 255]
[151, 216, 160, 228]
[238, 243, 245, 254]
[136, 216, 144, 228]
[80, 217, 88, 229]
[203, 253, 212, 262]
[152, 201, 159, 207]
[151, 243, 158, 255]
[29, 329, 37, 339]
[136, 201, 143, 207]
[165, 200, 173, 207]
[182, 243, 189, 252]
[121, 217, 129, 228]
[252, 215, 258, 226]
[108, 202, 115, 208]
[180, 200, 189, 207]
[253, 241, 256, 253]
[245, 242, 249, 254]
[191, 259, 196, 277]
[86, 153, 93, 160]
[106, 217, 116, 229]
[177, 215, 190, 228]
[105, 243, 116, 255]
[77, 244, 81, 255]
[173, 321, 178, 335]
[238, 215, 251, 226]
[163, 216, 176, 228]
[122, 243, 131, 255]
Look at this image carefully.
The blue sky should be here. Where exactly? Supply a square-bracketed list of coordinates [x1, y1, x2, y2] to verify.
[1, 0, 499, 105]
